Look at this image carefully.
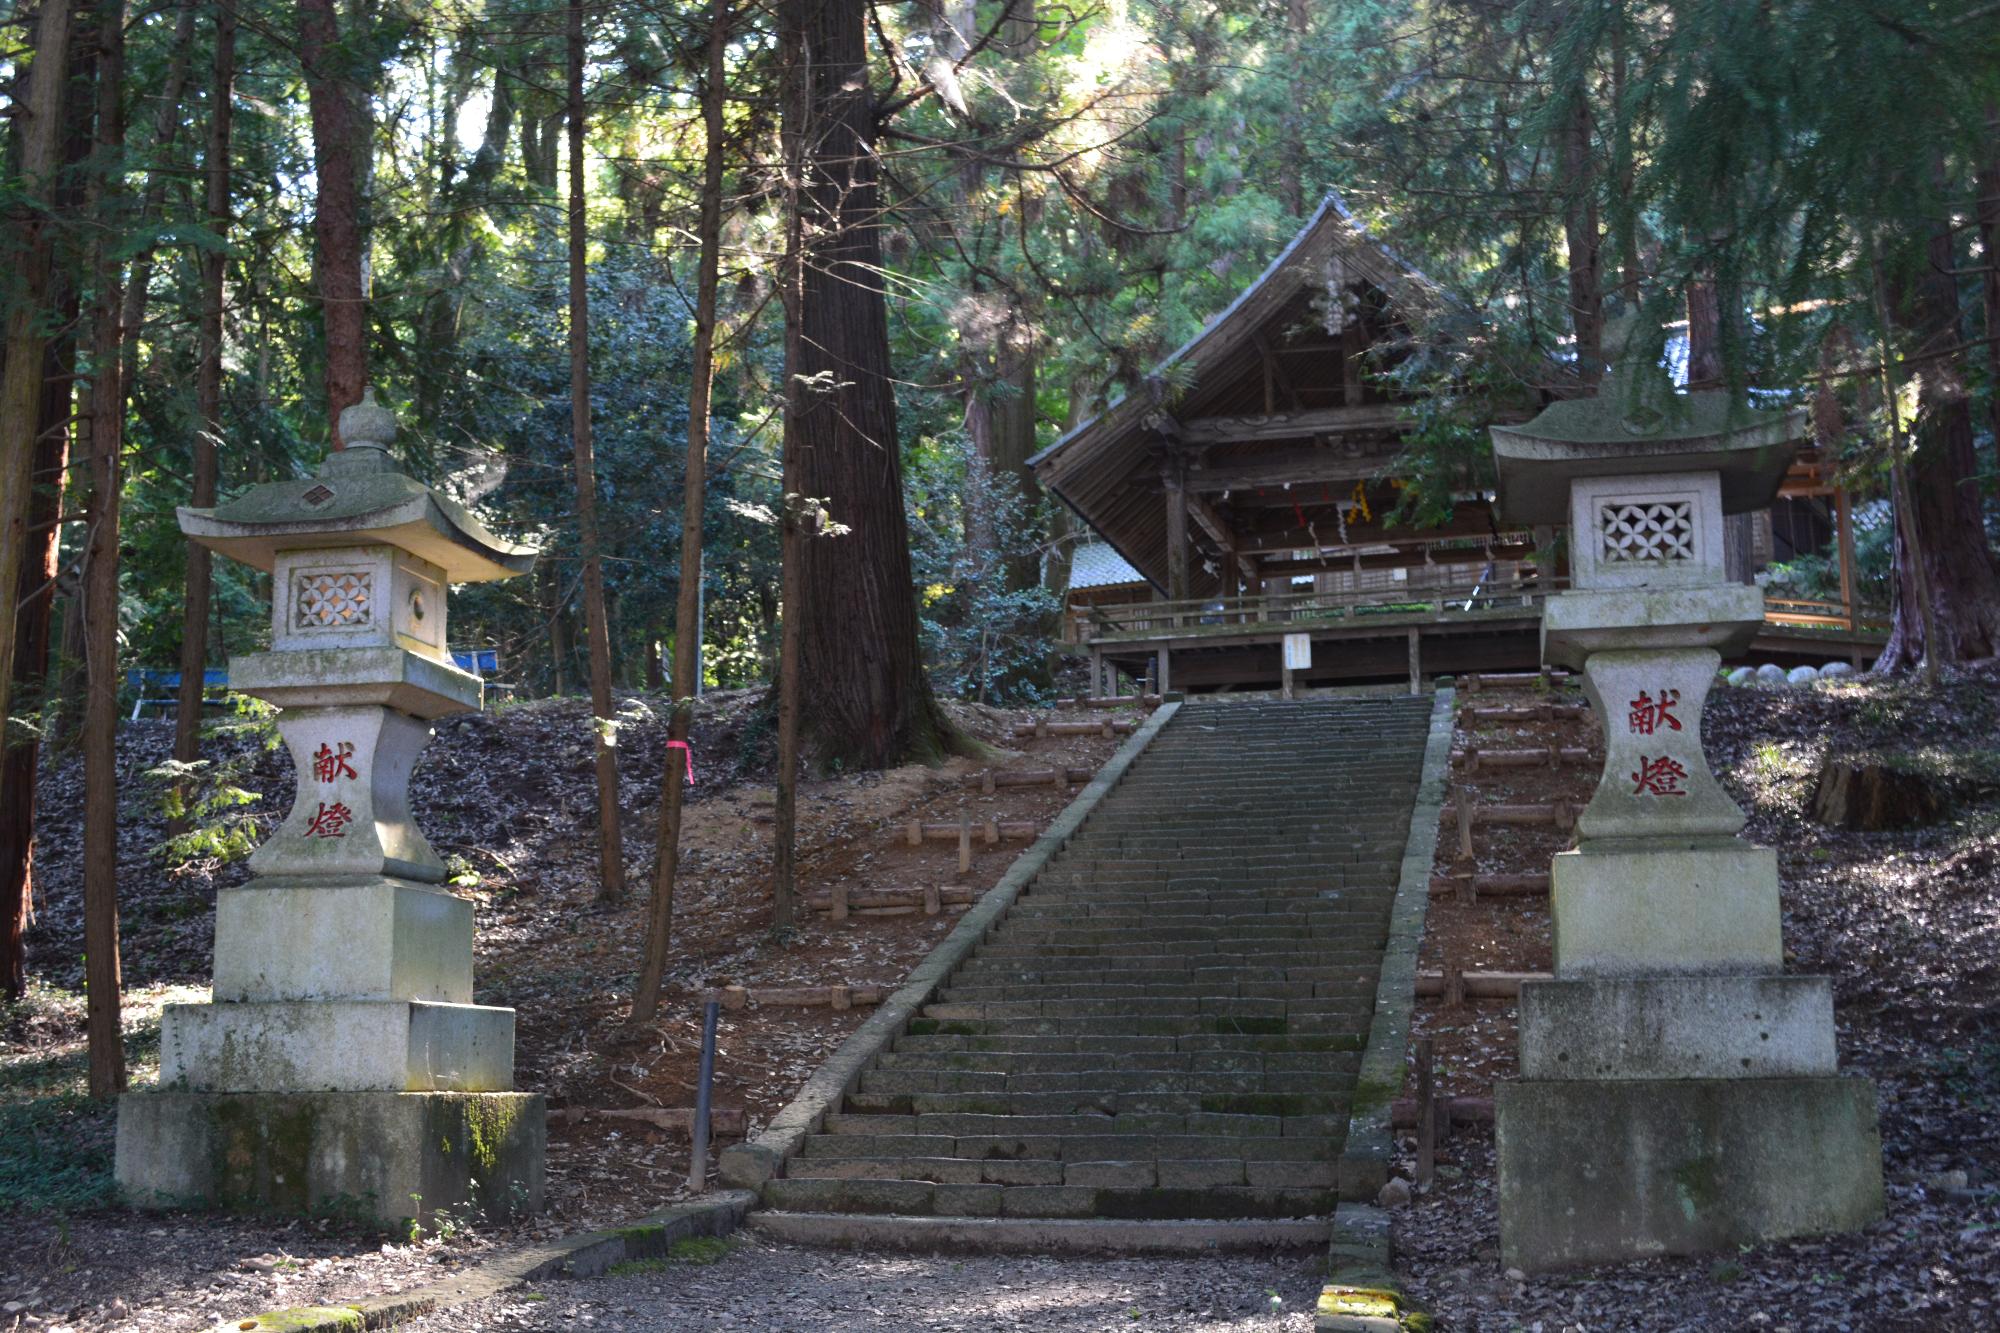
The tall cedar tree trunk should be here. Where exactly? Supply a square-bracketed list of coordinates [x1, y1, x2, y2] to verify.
[0, 0, 74, 760]
[1687, 276, 1755, 583]
[1, 327, 76, 999]
[781, 0, 958, 768]
[566, 0, 626, 903]
[1, 20, 91, 999]
[773, 1, 810, 930]
[82, 0, 128, 1098]
[1277, 0, 1307, 217]
[1558, 91, 1603, 384]
[631, 0, 732, 1022]
[299, 0, 368, 446]
[171, 2, 236, 807]
[1876, 222, 2000, 669]
[1978, 133, 2000, 492]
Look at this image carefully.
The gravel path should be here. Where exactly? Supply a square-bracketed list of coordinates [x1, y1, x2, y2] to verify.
[402, 1236, 1324, 1332]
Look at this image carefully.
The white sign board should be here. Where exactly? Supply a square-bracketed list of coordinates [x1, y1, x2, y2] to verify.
[1282, 633, 1312, 671]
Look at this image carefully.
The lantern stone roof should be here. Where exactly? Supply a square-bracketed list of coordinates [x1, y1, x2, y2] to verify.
[178, 390, 537, 583]
[1490, 315, 1803, 524]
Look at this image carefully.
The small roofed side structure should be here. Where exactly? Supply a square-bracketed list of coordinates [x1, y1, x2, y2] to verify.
[1062, 540, 1148, 644]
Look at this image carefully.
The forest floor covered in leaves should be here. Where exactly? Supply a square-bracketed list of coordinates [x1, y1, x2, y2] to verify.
[1397, 662, 2000, 1331]
[0, 685, 1132, 1331]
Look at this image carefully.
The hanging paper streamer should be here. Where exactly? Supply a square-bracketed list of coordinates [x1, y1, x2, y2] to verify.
[667, 739, 695, 785]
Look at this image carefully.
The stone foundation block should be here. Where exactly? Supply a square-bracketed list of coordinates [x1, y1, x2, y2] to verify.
[1496, 1076, 1883, 1270]
[115, 1089, 543, 1227]
[161, 1000, 513, 1092]
[1551, 840, 1781, 976]
[1518, 975, 1837, 1080]
[214, 877, 471, 1003]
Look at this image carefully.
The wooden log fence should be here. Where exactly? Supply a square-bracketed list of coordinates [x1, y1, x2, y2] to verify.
[898, 817, 1040, 875]
[1390, 1096, 1494, 1130]
[1458, 669, 1571, 693]
[1415, 969, 1551, 1000]
[1460, 702, 1591, 725]
[808, 884, 979, 916]
[1452, 788, 1576, 863]
[1453, 745, 1595, 773]
[967, 766, 1092, 794]
[1010, 718, 1138, 740]
[548, 1106, 748, 1136]
[711, 983, 887, 1011]
[1428, 871, 1551, 901]
[1056, 695, 1162, 710]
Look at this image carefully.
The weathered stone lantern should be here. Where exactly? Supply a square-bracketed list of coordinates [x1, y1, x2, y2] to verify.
[1487, 318, 1882, 1269]
[116, 391, 545, 1227]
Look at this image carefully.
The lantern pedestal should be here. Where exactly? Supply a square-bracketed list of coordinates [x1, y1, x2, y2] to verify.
[116, 393, 543, 1228]
[1487, 327, 1881, 1270]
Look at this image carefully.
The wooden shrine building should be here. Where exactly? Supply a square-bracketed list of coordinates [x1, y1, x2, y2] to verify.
[1035, 195, 1886, 694]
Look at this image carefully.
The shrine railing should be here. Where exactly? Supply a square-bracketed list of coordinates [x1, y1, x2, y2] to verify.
[1763, 597, 1893, 634]
[1081, 586, 1894, 644]
[1082, 577, 1557, 641]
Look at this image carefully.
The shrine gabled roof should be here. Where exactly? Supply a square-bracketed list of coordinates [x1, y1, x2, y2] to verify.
[1027, 192, 1454, 595]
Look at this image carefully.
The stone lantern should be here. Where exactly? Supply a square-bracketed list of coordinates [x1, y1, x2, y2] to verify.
[1487, 318, 1882, 1270]
[116, 391, 545, 1228]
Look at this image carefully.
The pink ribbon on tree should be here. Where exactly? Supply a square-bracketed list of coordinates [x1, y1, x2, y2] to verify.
[667, 739, 695, 785]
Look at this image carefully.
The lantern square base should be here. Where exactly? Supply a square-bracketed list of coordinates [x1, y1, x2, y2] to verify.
[214, 875, 472, 1004]
[1551, 839, 1781, 976]
[115, 1089, 543, 1227]
[1496, 1075, 1882, 1271]
[160, 999, 515, 1092]
[1517, 974, 1838, 1081]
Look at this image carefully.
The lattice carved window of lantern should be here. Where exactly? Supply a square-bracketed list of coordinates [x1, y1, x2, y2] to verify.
[1598, 500, 1695, 565]
[295, 570, 374, 628]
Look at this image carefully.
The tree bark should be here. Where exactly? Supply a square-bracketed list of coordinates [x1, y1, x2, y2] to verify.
[299, 0, 369, 446]
[1557, 91, 1603, 384]
[1, 10, 93, 1000]
[171, 0, 237, 822]
[565, 0, 626, 904]
[0, 289, 79, 1002]
[0, 0, 75, 755]
[632, 0, 732, 1022]
[1977, 132, 2000, 495]
[1277, 0, 1308, 217]
[781, 0, 959, 768]
[82, 0, 128, 1099]
[1876, 222, 2000, 670]
[1688, 276, 1755, 583]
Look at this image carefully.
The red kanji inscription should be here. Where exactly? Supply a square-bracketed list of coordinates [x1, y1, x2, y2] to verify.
[1627, 689, 1683, 736]
[312, 740, 358, 782]
[304, 800, 355, 838]
[1630, 755, 1689, 797]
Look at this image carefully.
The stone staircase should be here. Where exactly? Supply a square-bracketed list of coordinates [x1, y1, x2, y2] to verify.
[756, 695, 1434, 1241]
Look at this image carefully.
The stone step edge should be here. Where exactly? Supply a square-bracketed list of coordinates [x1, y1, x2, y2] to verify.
[1327, 687, 1455, 1319]
[748, 1210, 1331, 1254]
[719, 701, 1187, 1192]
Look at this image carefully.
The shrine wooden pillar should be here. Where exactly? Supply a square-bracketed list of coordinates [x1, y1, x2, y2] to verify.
[1164, 466, 1190, 617]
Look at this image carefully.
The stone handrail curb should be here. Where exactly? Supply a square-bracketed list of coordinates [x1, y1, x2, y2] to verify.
[1337, 687, 1454, 1197]
[718, 700, 1185, 1192]
[1318, 688, 1452, 1332]
[204, 1190, 756, 1332]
